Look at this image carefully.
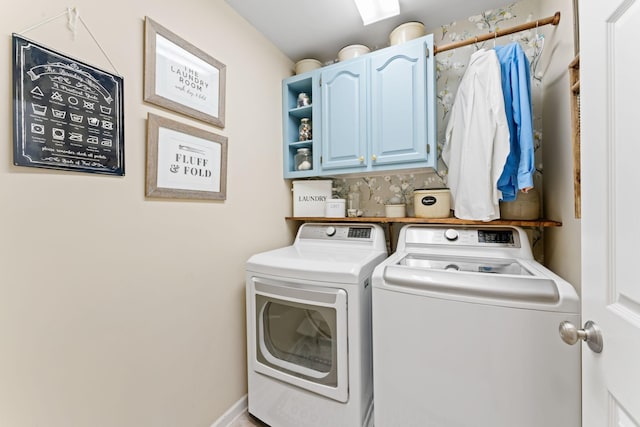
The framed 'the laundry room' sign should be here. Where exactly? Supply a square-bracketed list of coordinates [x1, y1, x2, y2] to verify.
[12, 34, 125, 175]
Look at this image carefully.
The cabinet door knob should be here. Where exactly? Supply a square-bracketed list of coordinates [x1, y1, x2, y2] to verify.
[359, 156, 364, 163]
[372, 154, 377, 161]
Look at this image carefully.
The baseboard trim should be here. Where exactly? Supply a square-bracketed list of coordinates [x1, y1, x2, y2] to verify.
[210, 395, 248, 427]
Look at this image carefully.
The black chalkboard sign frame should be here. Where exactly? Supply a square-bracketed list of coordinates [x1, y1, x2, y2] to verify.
[12, 34, 125, 175]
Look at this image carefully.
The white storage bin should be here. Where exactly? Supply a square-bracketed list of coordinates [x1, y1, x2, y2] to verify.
[414, 189, 451, 218]
[295, 58, 322, 74]
[389, 22, 426, 46]
[385, 204, 406, 218]
[292, 180, 333, 217]
[325, 199, 346, 218]
[338, 44, 370, 61]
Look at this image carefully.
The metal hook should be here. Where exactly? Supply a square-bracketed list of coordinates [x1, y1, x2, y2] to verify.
[475, 35, 478, 44]
[493, 32, 497, 48]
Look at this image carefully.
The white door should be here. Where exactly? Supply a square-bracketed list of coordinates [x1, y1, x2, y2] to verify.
[580, 1, 640, 425]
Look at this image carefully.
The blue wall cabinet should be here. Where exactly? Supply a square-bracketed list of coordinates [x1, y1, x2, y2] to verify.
[282, 34, 436, 178]
[282, 71, 321, 178]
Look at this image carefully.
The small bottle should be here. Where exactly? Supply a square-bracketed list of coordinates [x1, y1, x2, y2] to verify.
[299, 118, 312, 141]
[295, 148, 312, 171]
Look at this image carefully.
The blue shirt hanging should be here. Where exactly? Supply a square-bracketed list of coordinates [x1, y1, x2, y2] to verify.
[494, 42, 535, 201]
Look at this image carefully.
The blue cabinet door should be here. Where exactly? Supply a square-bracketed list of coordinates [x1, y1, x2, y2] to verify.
[369, 35, 435, 167]
[320, 59, 368, 172]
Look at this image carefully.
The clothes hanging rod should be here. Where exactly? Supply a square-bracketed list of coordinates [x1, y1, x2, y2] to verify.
[434, 11, 561, 55]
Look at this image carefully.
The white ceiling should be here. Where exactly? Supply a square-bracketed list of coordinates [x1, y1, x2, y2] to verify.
[224, 0, 513, 64]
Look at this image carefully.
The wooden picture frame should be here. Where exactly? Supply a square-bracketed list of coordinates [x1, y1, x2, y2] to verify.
[144, 17, 226, 128]
[146, 113, 227, 200]
[569, 54, 581, 218]
[572, 0, 580, 55]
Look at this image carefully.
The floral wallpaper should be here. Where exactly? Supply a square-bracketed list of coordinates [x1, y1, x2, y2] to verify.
[329, 1, 547, 257]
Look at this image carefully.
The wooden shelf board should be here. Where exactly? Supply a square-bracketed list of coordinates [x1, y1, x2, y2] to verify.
[286, 216, 562, 227]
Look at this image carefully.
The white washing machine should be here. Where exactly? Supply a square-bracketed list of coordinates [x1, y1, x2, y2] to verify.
[371, 225, 580, 427]
[246, 223, 388, 427]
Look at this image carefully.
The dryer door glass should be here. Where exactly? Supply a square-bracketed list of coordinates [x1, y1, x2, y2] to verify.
[256, 293, 341, 386]
[264, 300, 335, 374]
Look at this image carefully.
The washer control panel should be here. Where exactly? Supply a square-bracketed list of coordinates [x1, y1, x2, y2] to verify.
[348, 227, 373, 239]
[298, 224, 374, 241]
[477, 229, 515, 244]
[404, 226, 521, 248]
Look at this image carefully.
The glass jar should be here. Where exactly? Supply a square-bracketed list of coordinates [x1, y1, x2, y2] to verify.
[299, 118, 312, 141]
[297, 92, 311, 107]
[295, 148, 312, 171]
[347, 185, 360, 210]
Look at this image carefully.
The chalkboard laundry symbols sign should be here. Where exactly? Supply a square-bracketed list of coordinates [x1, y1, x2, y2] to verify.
[12, 34, 125, 175]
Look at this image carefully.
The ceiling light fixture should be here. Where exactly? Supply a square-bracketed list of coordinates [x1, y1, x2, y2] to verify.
[353, 0, 400, 26]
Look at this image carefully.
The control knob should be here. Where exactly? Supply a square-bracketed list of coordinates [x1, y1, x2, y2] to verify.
[444, 228, 459, 241]
[326, 226, 337, 237]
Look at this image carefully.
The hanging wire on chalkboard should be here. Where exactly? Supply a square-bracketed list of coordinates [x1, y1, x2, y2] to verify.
[17, 7, 120, 76]
[17, 9, 69, 35]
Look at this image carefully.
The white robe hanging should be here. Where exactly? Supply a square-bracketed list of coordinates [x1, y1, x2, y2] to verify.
[442, 48, 510, 221]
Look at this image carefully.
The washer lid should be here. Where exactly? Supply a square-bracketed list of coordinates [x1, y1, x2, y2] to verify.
[399, 254, 532, 276]
[383, 262, 559, 304]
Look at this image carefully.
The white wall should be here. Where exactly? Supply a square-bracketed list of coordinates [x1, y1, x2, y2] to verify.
[538, 0, 582, 290]
[0, 1, 293, 426]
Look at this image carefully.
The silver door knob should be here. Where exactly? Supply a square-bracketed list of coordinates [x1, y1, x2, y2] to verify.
[559, 320, 603, 353]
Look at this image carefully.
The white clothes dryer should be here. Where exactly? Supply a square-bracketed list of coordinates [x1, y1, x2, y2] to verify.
[371, 225, 580, 427]
[246, 223, 388, 427]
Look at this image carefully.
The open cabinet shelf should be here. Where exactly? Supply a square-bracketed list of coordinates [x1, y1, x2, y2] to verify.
[286, 216, 562, 227]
